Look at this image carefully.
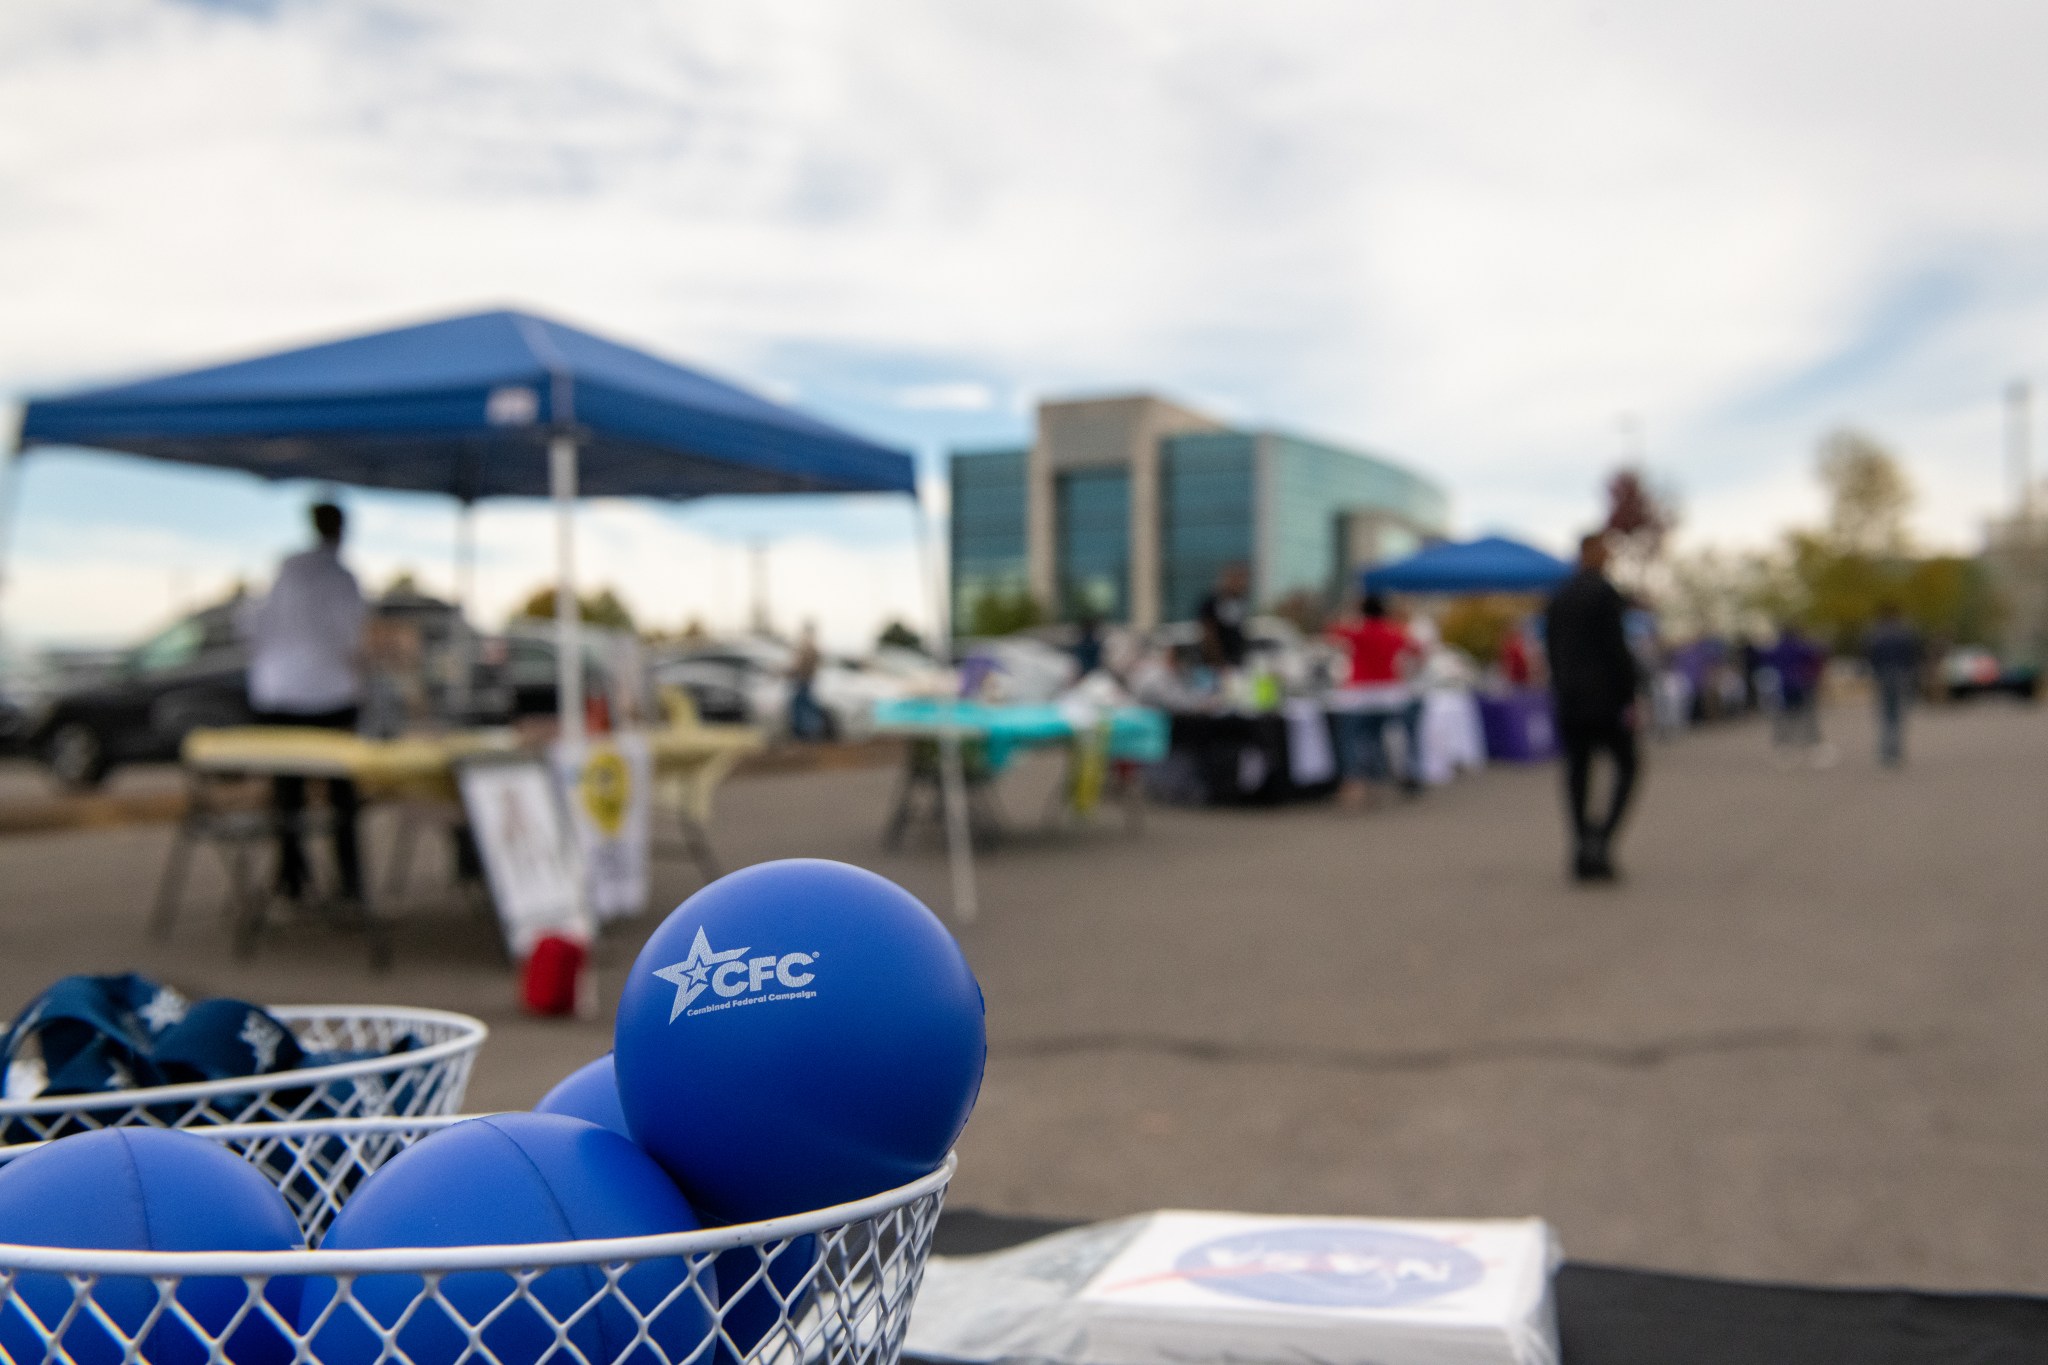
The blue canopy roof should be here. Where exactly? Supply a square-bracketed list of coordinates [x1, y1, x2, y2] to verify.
[1362, 535, 1572, 594]
[15, 308, 915, 502]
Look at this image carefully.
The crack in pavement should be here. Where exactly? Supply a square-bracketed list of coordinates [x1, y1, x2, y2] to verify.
[990, 1026, 1927, 1074]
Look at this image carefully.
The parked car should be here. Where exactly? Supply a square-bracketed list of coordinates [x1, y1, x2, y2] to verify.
[1941, 647, 2040, 701]
[652, 637, 939, 738]
[649, 655, 753, 724]
[494, 621, 655, 726]
[30, 602, 253, 788]
[29, 591, 502, 789]
[0, 647, 65, 757]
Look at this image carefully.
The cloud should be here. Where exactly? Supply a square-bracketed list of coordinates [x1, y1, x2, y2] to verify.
[3, 0, 2047, 603]
[893, 382, 999, 412]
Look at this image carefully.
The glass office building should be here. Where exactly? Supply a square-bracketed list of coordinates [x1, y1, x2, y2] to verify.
[949, 447, 1030, 626]
[1158, 432, 1255, 623]
[950, 395, 1447, 632]
[1056, 467, 1132, 619]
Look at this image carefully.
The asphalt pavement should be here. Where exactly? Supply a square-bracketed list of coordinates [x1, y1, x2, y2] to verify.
[1, 699, 2044, 1293]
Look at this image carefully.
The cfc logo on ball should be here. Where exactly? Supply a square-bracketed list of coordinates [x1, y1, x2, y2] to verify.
[651, 926, 818, 1022]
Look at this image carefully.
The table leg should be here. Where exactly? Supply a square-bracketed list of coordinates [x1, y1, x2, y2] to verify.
[383, 806, 420, 903]
[1042, 747, 1075, 829]
[677, 809, 721, 881]
[881, 752, 921, 849]
[1117, 760, 1146, 835]
[360, 902, 394, 973]
[150, 803, 201, 940]
[227, 836, 268, 959]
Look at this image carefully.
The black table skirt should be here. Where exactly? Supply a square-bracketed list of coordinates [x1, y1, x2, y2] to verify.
[1166, 713, 1339, 806]
[922, 1210, 2048, 1365]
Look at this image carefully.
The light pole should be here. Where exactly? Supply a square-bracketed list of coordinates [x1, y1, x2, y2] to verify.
[2007, 380, 2032, 524]
[2005, 379, 2041, 667]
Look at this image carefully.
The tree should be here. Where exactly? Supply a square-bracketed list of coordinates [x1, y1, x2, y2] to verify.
[1661, 549, 1792, 640]
[1900, 556, 2001, 648]
[1601, 466, 1677, 592]
[1437, 595, 1526, 666]
[514, 584, 637, 630]
[877, 620, 925, 652]
[1817, 429, 1913, 558]
[963, 585, 1043, 637]
[1783, 432, 1919, 650]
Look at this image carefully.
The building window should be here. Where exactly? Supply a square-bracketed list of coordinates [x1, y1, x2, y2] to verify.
[950, 450, 1029, 630]
[1160, 435, 1255, 622]
[1057, 467, 1130, 621]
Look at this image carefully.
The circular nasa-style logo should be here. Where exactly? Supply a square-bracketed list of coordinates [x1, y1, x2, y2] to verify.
[1171, 1225, 1485, 1308]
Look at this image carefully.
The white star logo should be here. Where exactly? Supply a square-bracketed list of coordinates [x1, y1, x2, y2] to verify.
[652, 927, 748, 1021]
[138, 988, 188, 1034]
[239, 1012, 284, 1071]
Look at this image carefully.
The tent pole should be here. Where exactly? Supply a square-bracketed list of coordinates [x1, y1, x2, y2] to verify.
[452, 499, 475, 723]
[914, 449, 977, 922]
[0, 441, 23, 657]
[551, 436, 584, 747]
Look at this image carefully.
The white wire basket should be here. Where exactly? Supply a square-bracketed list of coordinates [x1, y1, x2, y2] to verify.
[0, 1116, 952, 1365]
[0, 1006, 486, 1144]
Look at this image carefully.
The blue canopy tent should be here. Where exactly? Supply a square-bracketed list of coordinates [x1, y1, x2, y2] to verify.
[1362, 535, 1572, 596]
[13, 307, 916, 743]
[16, 309, 916, 502]
[9, 309, 981, 917]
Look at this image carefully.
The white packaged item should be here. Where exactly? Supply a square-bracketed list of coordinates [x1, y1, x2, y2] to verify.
[906, 1210, 1561, 1365]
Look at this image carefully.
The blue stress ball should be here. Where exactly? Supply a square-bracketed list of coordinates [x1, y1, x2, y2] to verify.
[535, 1054, 631, 1136]
[531, 1049, 810, 1355]
[614, 859, 986, 1222]
[0, 1127, 303, 1365]
[301, 1113, 713, 1365]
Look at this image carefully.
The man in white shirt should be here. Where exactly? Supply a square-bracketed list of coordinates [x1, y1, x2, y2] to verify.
[249, 502, 368, 903]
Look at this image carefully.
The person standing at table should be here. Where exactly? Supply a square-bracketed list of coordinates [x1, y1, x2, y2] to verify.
[787, 622, 827, 741]
[1327, 593, 1421, 806]
[1864, 602, 1923, 768]
[1070, 613, 1105, 678]
[1196, 561, 1251, 671]
[1544, 533, 1642, 882]
[248, 502, 368, 905]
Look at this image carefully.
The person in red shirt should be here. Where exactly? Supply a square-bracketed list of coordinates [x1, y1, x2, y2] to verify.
[1499, 627, 1534, 688]
[1326, 594, 1420, 805]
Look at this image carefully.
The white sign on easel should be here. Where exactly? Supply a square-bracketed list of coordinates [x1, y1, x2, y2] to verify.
[457, 759, 590, 956]
[552, 732, 653, 923]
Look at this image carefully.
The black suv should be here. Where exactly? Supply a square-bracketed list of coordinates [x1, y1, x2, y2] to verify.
[28, 597, 646, 788]
[32, 603, 253, 788]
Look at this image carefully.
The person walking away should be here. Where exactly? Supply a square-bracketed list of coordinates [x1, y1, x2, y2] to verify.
[1196, 562, 1251, 671]
[248, 502, 368, 905]
[1543, 534, 1641, 882]
[1768, 624, 1829, 764]
[787, 623, 828, 740]
[1864, 603, 1923, 767]
[1327, 593, 1421, 806]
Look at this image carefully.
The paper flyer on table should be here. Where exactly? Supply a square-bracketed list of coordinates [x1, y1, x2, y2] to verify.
[907, 1210, 1561, 1365]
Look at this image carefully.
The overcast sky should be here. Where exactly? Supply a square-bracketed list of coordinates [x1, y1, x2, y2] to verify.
[6, 0, 2048, 646]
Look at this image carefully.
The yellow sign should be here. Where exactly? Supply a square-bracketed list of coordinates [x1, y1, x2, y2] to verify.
[579, 747, 632, 837]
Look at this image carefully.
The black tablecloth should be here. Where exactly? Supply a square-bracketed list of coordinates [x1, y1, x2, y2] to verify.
[1166, 713, 1337, 806]
[922, 1210, 2048, 1365]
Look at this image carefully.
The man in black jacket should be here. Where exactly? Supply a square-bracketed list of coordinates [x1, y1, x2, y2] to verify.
[1544, 534, 1642, 881]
